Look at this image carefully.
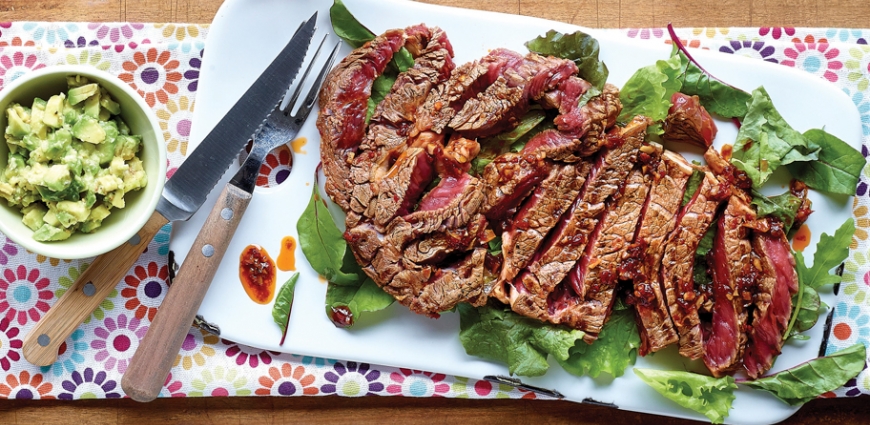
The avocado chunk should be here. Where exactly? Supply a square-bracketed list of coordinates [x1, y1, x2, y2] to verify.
[71, 115, 107, 144]
[68, 83, 99, 106]
[6, 104, 31, 139]
[83, 90, 101, 118]
[43, 94, 65, 128]
[20, 203, 46, 231]
[33, 223, 72, 241]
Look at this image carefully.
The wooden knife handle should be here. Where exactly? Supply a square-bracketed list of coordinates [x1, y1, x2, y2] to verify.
[121, 184, 252, 402]
[22, 211, 169, 366]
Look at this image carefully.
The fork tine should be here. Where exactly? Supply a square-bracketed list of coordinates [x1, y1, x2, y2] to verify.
[291, 40, 340, 119]
[285, 34, 329, 111]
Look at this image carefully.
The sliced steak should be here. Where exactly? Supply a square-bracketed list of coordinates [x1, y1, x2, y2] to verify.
[661, 169, 730, 359]
[507, 116, 649, 322]
[703, 189, 755, 377]
[498, 161, 592, 287]
[448, 52, 578, 139]
[480, 153, 551, 223]
[562, 167, 651, 342]
[389, 247, 487, 315]
[627, 148, 694, 355]
[347, 26, 455, 223]
[318, 29, 406, 208]
[743, 221, 799, 379]
[374, 147, 436, 227]
[526, 116, 649, 295]
[521, 83, 622, 161]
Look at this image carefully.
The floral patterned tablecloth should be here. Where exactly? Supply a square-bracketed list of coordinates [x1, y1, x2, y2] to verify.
[0, 22, 868, 401]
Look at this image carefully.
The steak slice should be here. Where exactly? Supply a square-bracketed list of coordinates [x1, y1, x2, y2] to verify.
[743, 221, 799, 379]
[318, 29, 405, 208]
[480, 153, 551, 223]
[661, 168, 730, 359]
[703, 189, 755, 377]
[561, 167, 651, 342]
[497, 161, 592, 291]
[389, 247, 487, 315]
[347, 26, 455, 223]
[374, 147, 436, 227]
[521, 83, 622, 161]
[448, 52, 578, 139]
[526, 116, 649, 296]
[508, 116, 649, 322]
[627, 149, 694, 356]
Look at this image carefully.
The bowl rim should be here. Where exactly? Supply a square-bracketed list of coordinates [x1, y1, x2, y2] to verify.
[0, 64, 167, 259]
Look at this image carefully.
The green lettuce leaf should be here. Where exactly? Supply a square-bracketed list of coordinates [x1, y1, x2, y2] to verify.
[787, 281, 822, 339]
[786, 129, 867, 196]
[488, 236, 503, 257]
[617, 53, 683, 135]
[472, 108, 549, 176]
[556, 307, 640, 378]
[325, 277, 395, 328]
[634, 368, 736, 424]
[751, 190, 803, 233]
[798, 217, 854, 290]
[743, 343, 867, 406]
[673, 51, 751, 119]
[682, 169, 705, 206]
[296, 182, 359, 285]
[696, 219, 717, 257]
[272, 272, 299, 345]
[458, 303, 585, 377]
[329, 0, 375, 48]
[731, 87, 820, 188]
[524, 30, 608, 91]
[786, 218, 855, 339]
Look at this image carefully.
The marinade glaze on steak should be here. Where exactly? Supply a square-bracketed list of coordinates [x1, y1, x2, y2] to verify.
[318, 25, 808, 378]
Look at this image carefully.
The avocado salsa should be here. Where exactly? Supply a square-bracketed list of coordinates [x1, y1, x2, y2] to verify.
[0, 75, 148, 241]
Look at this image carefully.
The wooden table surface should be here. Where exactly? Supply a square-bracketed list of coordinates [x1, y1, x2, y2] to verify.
[1, 0, 870, 423]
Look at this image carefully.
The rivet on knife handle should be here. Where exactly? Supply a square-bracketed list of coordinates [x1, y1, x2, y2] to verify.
[121, 184, 251, 402]
[22, 211, 169, 366]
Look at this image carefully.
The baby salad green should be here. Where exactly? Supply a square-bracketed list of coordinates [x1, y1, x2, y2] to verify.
[0, 75, 147, 241]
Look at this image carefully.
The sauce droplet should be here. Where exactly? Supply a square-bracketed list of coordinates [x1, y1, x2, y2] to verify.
[239, 244, 276, 304]
[329, 305, 354, 328]
[277, 236, 297, 271]
[291, 137, 307, 154]
[721, 143, 733, 161]
[792, 223, 811, 252]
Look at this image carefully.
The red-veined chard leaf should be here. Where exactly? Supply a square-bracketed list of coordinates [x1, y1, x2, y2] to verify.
[785, 218, 854, 339]
[742, 343, 867, 406]
[272, 272, 299, 345]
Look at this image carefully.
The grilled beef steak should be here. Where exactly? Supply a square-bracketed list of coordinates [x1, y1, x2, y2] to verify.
[319, 25, 810, 379]
[743, 221, 800, 379]
[627, 149, 694, 355]
[661, 167, 730, 359]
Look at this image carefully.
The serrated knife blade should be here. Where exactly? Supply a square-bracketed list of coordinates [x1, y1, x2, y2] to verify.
[21, 12, 319, 367]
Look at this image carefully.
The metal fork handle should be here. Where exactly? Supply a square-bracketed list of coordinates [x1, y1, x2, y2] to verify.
[121, 182, 252, 402]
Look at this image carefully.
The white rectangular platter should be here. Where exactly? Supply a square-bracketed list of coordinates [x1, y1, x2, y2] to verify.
[170, 0, 863, 423]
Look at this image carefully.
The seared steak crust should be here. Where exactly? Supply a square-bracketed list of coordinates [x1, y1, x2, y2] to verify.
[629, 149, 694, 355]
[704, 189, 755, 377]
[566, 167, 651, 342]
[743, 222, 799, 379]
[661, 169, 730, 359]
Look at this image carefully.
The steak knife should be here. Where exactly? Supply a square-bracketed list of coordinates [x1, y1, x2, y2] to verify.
[21, 12, 319, 367]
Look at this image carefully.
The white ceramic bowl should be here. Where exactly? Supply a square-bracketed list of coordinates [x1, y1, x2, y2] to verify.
[0, 65, 166, 259]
